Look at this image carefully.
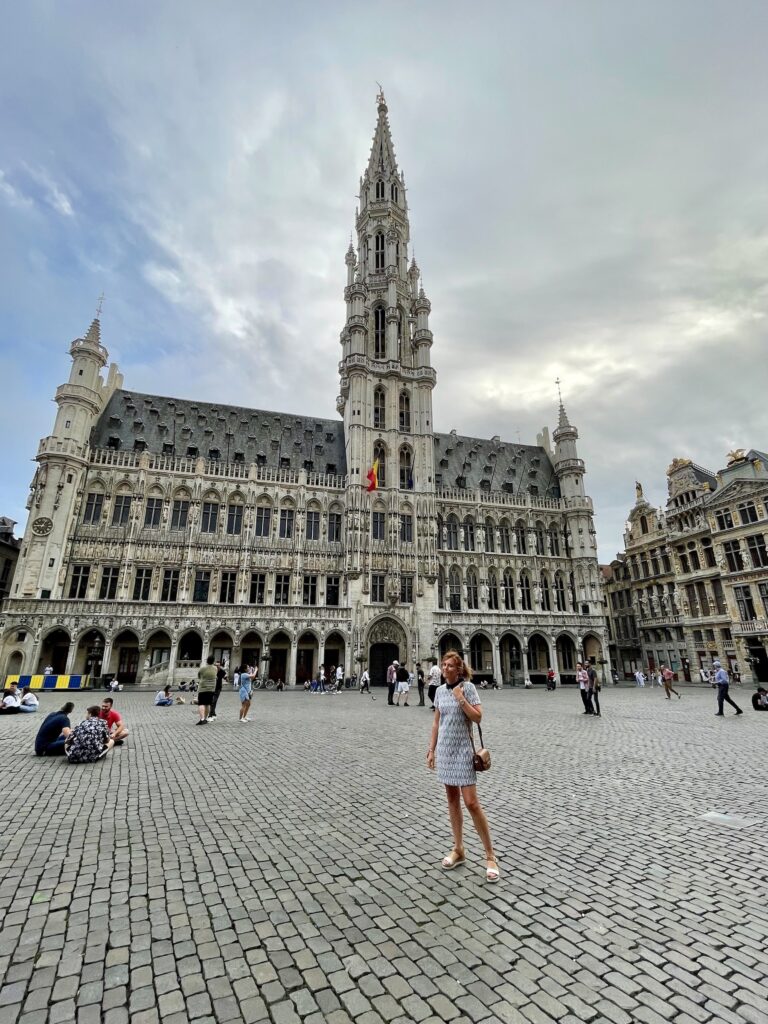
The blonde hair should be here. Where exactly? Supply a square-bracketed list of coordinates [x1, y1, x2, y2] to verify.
[441, 649, 473, 681]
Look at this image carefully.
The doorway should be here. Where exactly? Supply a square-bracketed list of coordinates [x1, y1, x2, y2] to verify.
[369, 642, 399, 687]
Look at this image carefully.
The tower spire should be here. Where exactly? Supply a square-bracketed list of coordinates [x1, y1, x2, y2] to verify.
[366, 89, 399, 180]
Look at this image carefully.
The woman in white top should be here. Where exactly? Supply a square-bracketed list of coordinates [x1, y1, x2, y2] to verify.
[18, 687, 39, 712]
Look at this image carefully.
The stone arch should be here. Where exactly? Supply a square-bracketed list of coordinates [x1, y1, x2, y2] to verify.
[556, 632, 578, 683]
[38, 627, 71, 675]
[582, 631, 603, 664]
[109, 628, 141, 685]
[438, 629, 464, 658]
[527, 631, 550, 682]
[177, 629, 203, 664]
[324, 630, 347, 681]
[468, 630, 493, 675]
[296, 630, 319, 685]
[266, 629, 291, 684]
[72, 628, 107, 677]
[499, 631, 523, 685]
[144, 628, 173, 670]
[239, 630, 263, 672]
[4, 650, 24, 676]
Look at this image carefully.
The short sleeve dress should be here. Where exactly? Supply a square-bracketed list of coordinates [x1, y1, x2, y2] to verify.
[435, 681, 482, 786]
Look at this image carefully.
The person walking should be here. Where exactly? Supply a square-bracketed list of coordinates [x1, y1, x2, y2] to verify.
[386, 661, 398, 706]
[196, 655, 217, 724]
[335, 665, 344, 692]
[713, 660, 743, 717]
[426, 650, 499, 883]
[395, 663, 410, 706]
[577, 662, 594, 714]
[238, 668, 253, 722]
[634, 669, 646, 687]
[427, 660, 441, 709]
[209, 660, 226, 720]
[546, 668, 556, 691]
[359, 668, 371, 694]
[416, 663, 425, 706]
[587, 662, 601, 717]
[661, 664, 681, 700]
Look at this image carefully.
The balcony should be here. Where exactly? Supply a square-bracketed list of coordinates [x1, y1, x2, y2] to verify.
[733, 618, 768, 637]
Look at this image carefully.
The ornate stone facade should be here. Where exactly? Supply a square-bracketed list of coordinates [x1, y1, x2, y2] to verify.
[0, 95, 607, 686]
[604, 450, 768, 684]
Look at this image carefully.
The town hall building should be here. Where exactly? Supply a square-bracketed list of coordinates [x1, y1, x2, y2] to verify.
[0, 95, 607, 687]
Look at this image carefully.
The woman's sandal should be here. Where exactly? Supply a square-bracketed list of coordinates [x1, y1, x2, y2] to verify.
[441, 849, 466, 870]
[486, 859, 500, 883]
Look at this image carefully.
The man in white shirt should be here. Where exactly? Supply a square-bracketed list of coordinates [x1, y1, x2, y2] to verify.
[335, 665, 344, 692]
[577, 663, 594, 715]
[360, 668, 371, 694]
[0, 684, 21, 714]
[427, 661, 441, 709]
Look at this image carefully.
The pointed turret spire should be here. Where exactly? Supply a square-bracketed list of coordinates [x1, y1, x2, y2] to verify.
[366, 89, 399, 180]
[85, 318, 101, 347]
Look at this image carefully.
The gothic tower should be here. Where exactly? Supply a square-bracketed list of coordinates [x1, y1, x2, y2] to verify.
[338, 91, 437, 494]
[339, 93, 439, 652]
[15, 318, 122, 601]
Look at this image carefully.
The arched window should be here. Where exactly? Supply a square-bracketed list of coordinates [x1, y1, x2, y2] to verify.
[548, 523, 560, 556]
[499, 519, 511, 554]
[466, 570, 479, 610]
[399, 447, 413, 490]
[502, 569, 515, 611]
[463, 517, 475, 552]
[540, 573, 551, 611]
[438, 566, 445, 609]
[373, 387, 386, 429]
[391, 182, 398, 202]
[399, 391, 411, 431]
[520, 571, 532, 611]
[554, 573, 566, 612]
[373, 442, 386, 487]
[374, 232, 385, 271]
[374, 306, 386, 358]
[515, 519, 527, 554]
[640, 515, 648, 534]
[446, 514, 459, 550]
[375, 179, 385, 200]
[449, 567, 461, 611]
[487, 569, 499, 610]
[484, 518, 495, 553]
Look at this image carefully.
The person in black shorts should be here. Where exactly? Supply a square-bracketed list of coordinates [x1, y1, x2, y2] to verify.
[196, 656, 217, 725]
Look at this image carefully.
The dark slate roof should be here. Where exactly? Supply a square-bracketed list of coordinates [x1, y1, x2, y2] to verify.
[433, 432, 560, 498]
[90, 391, 348, 475]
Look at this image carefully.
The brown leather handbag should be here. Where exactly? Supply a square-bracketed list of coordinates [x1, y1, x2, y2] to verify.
[470, 722, 491, 772]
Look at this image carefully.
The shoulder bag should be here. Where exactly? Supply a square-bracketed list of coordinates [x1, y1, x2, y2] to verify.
[469, 719, 491, 772]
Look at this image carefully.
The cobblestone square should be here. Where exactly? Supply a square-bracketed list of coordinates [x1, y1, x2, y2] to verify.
[0, 685, 765, 1024]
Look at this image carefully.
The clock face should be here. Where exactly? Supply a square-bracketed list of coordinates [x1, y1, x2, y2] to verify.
[32, 517, 53, 536]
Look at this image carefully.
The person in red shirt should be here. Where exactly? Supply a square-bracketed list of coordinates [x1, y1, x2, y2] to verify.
[99, 697, 129, 744]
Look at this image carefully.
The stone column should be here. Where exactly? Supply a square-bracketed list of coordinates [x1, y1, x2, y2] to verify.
[166, 642, 178, 687]
[288, 641, 298, 688]
[134, 646, 148, 686]
[100, 638, 114, 683]
[492, 639, 502, 687]
[64, 643, 78, 676]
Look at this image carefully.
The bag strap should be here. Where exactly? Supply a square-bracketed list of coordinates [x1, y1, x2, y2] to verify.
[466, 714, 484, 750]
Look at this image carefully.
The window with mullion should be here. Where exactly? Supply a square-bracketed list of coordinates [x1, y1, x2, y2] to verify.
[69, 564, 90, 599]
[99, 566, 119, 600]
[112, 494, 132, 526]
[144, 497, 163, 528]
[279, 508, 294, 539]
[193, 570, 211, 602]
[201, 502, 219, 534]
[83, 492, 104, 525]
[249, 572, 266, 604]
[219, 570, 237, 603]
[133, 567, 153, 601]
[171, 500, 189, 530]
[254, 507, 272, 538]
[306, 511, 320, 541]
[226, 504, 243, 535]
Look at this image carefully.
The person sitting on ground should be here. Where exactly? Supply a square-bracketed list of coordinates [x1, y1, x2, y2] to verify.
[751, 687, 768, 711]
[34, 702, 74, 755]
[178, 681, 188, 692]
[65, 706, 114, 763]
[109, 677, 120, 693]
[0, 683, 21, 714]
[98, 697, 129, 744]
[155, 685, 175, 707]
[18, 687, 40, 713]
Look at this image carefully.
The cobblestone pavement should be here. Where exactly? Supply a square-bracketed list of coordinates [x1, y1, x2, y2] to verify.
[0, 684, 766, 1024]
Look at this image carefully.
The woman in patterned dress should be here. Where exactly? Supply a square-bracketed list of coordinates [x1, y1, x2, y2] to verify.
[426, 650, 499, 882]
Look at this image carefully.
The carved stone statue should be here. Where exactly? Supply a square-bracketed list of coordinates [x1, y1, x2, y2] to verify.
[635, 481, 644, 502]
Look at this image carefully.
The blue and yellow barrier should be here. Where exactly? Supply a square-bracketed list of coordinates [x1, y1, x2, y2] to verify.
[4, 674, 91, 690]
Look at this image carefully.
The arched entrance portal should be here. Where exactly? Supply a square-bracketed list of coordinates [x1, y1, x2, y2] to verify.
[6, 651, 23, 676]
[556, 634, 577, 685]
[73, 629, 106, 677]
[39, 629, 70, 675]
[527, 632, 550, 684]
[500, 633, 522, 686]
[370, 643, 399, 688]
[439, 632, 463, 658]
[240, 631, 262, 671]
[367, 617, 407, 687]
[325, 631, 346, 680]
[296, 631, 319, 686]
[268, 631, 291, 684]
[112, 629, 140, 685]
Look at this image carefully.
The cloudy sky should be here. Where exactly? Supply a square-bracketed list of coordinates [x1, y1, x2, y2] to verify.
[2, 0, 767, 560]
